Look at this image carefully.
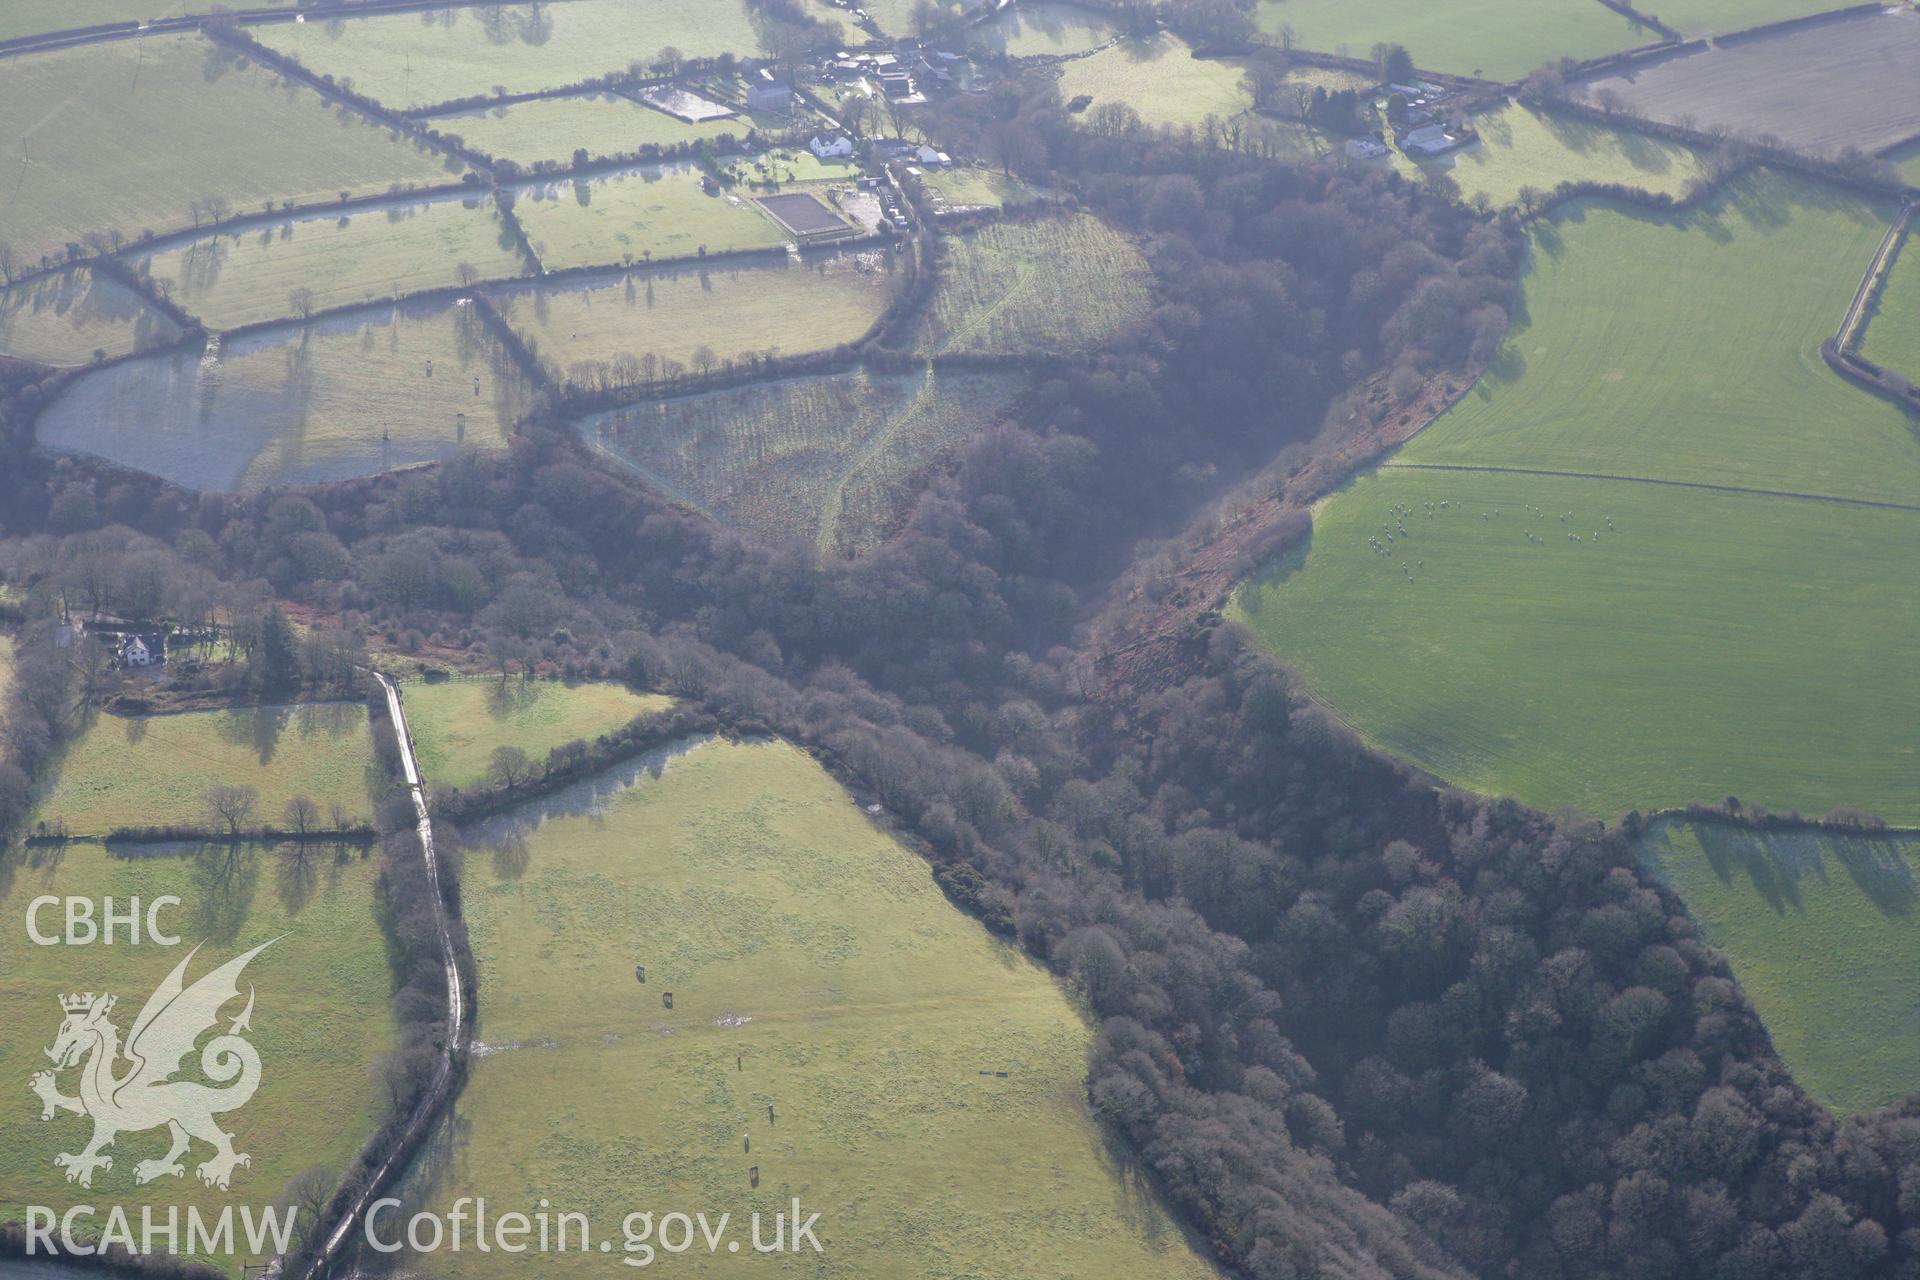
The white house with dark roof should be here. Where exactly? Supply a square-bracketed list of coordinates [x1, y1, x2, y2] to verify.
[118, 634, 161, 668]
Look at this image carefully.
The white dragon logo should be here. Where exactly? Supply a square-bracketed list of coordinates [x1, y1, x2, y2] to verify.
[29, 940, 273, 1191]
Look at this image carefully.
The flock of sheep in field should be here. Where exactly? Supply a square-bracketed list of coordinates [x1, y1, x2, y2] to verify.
[1365, 497, 1620, 582]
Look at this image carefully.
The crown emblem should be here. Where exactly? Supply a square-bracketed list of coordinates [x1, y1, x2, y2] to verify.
[60, 992, 104, 1013]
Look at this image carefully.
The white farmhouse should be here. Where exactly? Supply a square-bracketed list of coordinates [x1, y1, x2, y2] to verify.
[809, 134, 855, 159]
[121, 636, 156, 667]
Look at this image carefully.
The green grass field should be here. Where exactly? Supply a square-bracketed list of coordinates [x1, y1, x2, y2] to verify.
[1398, 174, 1916, 503]
[1643, 0, 1855, 37]
[510, 163, 788, 272]
[970, 1, 1118, 58]
[0, 267, 181, 367]
[36, 299, 525, 491]
[1641, 820, 1920, 1113]
[396, 737, 1216, 1279]
[1232, 469, 1920, 823]
[136, 194, 525, 330]
[0, 0, 296, 42]
[402, 677, 670, 790]
[494, 249, 898, 381]
[583, 367, 1024, 556]
[253, 0, 763, 111]
[435, 92, 774, 169]
[36, 703, 377, 835]
[1254, 0, 1653, 80]
[0, 839, 396, 1274]
[1056, 34, 1254, 129]
[0, 35, 460, 263]
[1231, 174, 1920, 825]
[918, 165, 1051, 214]
[1388, 100, 1708, 209]
[907, 214, 1152, 356]
[1862, 230, 1920, 374]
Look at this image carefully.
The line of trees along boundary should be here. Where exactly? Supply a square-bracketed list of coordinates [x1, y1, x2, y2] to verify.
[204, 24, 499, 180]
[1629, 804, 1919, 841]
[1521, 96, 1918, 199]
[1591, 0, 1680, 42]
[89, 256, 206, 338]
[1710, 0, 1889, 48]
[465, 292, 553, 397]
[1837, 203, 1914, 351]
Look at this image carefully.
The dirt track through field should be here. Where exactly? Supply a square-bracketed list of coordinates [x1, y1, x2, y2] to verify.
[1382, 461, 1920, 512]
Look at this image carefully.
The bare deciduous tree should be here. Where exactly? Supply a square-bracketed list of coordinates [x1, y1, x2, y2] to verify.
[283, 795, 319, 839]
[206, 785, 259, 840]
[488, 745, 532, 790]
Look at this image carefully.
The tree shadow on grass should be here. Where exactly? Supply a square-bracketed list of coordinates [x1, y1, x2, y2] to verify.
[485, 673, 541, 720]
[1535, 104, 1679, 174]
[219, 703, 289, 766]
[1094, 1117, 1218, 1261]
[189, 840, 263, 945]
[357, 1102, 478, 1274]
[1693, 822, 1917, 919]
[461, 734, 717, 867]
[1237, 520, 1314, 607]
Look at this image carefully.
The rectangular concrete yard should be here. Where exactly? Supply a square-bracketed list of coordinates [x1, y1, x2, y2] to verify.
[1576, 7, 1920, 157]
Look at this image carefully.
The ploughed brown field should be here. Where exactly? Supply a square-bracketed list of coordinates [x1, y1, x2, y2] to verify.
[1575, 6, 1920, 158]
